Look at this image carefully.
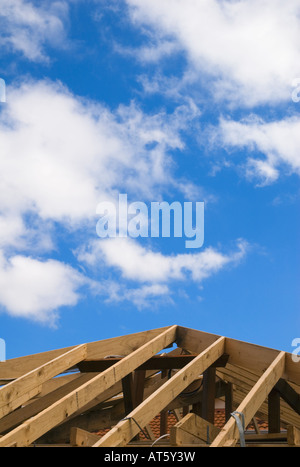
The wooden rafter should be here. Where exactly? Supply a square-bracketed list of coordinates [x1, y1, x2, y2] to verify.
[274, 379, 300, 415]
[170, 413, 220, 446]
[0, 373, 97, 435]
[268, 388, 281, 433]
[0, 325, 299, 448]
[0, 344, 87, 419]
[0, 325, 177, 447]
[0, 326, 172, 380]
[70, 427, 100, 447]
[92, 336, 225, 447]
[211, 351, 286, 447]
[216, 363, 300, 428]
[38, 366, 171, 444]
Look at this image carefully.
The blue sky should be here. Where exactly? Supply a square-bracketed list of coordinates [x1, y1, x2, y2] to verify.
[0, 0, 299, 359]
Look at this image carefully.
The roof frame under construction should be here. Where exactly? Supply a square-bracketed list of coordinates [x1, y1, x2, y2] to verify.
[0, 325, 299, 447]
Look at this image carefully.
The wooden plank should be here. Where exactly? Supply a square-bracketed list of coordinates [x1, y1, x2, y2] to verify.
[173, 409, 182, 422]
[160, 370, 168, 436]
[85, 326, 175, 360]
[29, 444, 72, 447]
[144, 424, 155, 441]
[225, 340, 281, 376]
[227, 383, 300, 430]
[77, 354, 229, 372]
[201, 367, 216, 424]
[0, 326, 172, 379]
[160, 410, 168, 436]
[35, 374, 81, 397]
[133, 370, 146, 407]
[40, 367, 170, 444]
[217, 364, 300, 429]
[0, 347, 77, 381]
[92, 336, 226, 447]
[170, 413, 220, 446]
[31, 380, 123, 444]
[175, 326, 220, 355]
[251, 417, 260, 434]
[275, 379, 300, 415]
[285, 353, 300, 386]
[0, 344, 87, 419]
[54, 367, 162, 440]
[191, 401, 202, 417]
[70, 427, 100, 447]
[287, 425, 300, 446]
[38, 401, 125, 444]
[0, 325, 177, 447]
[245, 443, 292, 447]
[268, 388, 281, 433]
[0, 373, 97, 435]
[165, 377, 225, 412]
[218, 362, 261, 388]
[122, 374, 135, 415]
[171, 428, 206, 446]
[224, 382, 233, 422]
[245, 432, 287, 441]
[211, 351, 286, 447]
[179, 326, 300, 390]
[78, 355, 196, 372]
[176, 326, 280, 376]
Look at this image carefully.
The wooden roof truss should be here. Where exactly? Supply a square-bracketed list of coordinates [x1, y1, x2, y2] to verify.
[0, 325, 299, 447]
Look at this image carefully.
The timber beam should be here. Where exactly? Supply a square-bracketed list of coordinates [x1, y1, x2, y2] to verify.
[77, 354, 229, 372]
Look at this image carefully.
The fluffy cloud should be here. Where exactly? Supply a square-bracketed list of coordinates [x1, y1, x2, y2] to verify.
[0, 0, 68, 61]
[76, 236, 248, 310]
[217, 115, 300, 184]
[123, 284, 171, 309]
[0, 252, 86, 324]
[0, 79, 198, 321]
[77, 237, 248, 284]
[125, 0, 300, 106]
[0, 79, 192, 237]
[0, 78, 250, 323]
[103, 282, 172, 310]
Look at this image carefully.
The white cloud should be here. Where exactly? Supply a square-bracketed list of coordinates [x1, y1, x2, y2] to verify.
[88, 276, 172, 310]
[0, 213, 54, 253]
[0, 4, 259, 324]
[126, 0, 300, 106]
[217, 115, 300, 185]
[78, 237, 248, 284]
[0, 79, 193, 243]
[0, 79, 200, 322]
[76, 236, 248, 310]
[0, 251, 86, 324]
[107, 283, 172, 310]
[123, 284, 171, 309]
[114, 38, 179, 64]
[0, 215, 26, 250]
[0, 0, 68, 61]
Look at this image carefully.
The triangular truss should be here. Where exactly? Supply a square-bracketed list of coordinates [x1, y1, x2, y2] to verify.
[0, 325, 299, 447]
